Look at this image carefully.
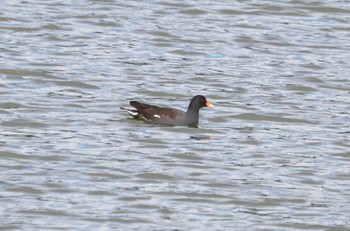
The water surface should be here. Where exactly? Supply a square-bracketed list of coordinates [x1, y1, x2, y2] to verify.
[1, 0, 350, 230]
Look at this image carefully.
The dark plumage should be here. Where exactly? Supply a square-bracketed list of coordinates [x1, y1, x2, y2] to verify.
[121, 95, 214, 126]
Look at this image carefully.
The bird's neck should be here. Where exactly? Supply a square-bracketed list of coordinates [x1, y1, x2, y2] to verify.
[186, 103, 200, 117]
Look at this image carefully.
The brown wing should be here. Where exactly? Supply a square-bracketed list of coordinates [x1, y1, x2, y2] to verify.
[130, 101, 184, 121]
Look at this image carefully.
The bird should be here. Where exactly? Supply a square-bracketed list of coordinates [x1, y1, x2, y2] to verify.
[121, 95, 214, 126]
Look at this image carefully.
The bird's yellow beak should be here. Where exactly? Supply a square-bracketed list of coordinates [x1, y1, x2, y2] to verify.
[206, 100, 214, 108]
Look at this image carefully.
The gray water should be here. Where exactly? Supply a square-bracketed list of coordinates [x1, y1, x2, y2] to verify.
[1, 0, 350, 230]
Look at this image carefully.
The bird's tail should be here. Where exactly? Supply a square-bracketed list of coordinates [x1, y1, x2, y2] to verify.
[120, 107, 139, 117]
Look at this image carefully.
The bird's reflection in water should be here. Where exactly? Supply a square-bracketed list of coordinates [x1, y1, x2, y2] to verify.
[190, 134, 212, 141]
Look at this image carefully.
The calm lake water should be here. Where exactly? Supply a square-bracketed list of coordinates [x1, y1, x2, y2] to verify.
[1, 0, 350, 230]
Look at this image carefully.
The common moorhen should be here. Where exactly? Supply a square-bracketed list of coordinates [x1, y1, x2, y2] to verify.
[121, 95, 214, 126]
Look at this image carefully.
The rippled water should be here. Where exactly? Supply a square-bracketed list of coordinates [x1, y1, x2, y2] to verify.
[1, 0, 350, 230]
